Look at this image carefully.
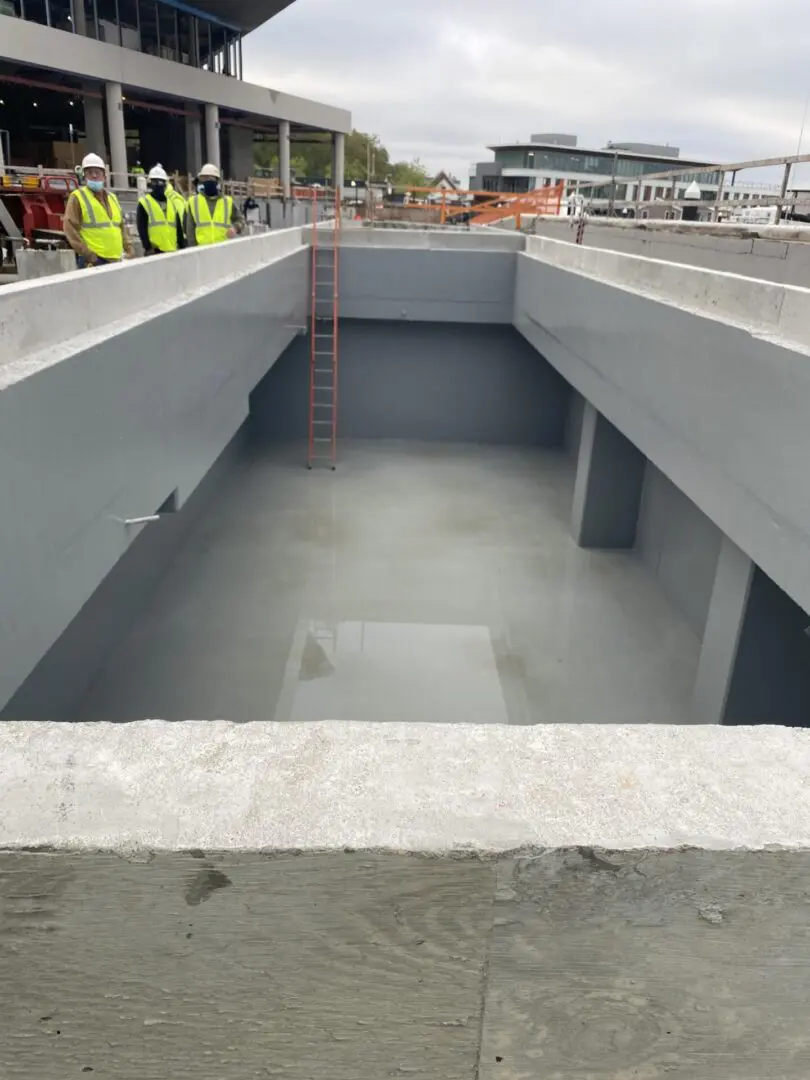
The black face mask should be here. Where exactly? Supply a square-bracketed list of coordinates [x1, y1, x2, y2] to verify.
[202, 179, 219, 197]
[150, 181, 167, 199]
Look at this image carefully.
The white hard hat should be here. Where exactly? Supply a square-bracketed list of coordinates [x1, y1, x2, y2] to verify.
[198, 162, 221, 180]
[148, 164, 169, 182]
[81, 152, 106, 171]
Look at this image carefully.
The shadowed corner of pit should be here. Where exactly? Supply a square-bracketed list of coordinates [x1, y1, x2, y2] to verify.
[184, 866, 233, 906]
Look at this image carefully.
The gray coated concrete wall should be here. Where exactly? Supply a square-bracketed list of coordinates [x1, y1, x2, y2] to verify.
[514, 250, 810, 622]
[339, 247, 516, 323]
[0, 245, 307, 713]
[637, 465, 722, 640]
[534, 218, 810, 286]
[251, 320, 569, 445]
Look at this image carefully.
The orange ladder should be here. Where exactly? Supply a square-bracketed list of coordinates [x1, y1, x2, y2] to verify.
[307, 187, 341, 469]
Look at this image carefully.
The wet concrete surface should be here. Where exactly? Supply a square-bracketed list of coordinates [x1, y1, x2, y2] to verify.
[75, 440, 699, 724]
[2, 849, 810, 1078]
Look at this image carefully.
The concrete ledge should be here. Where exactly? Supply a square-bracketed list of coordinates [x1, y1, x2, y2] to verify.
[525, 234, 810, 356]
[0, 226, 307, 380]
[2, 721, 809, 852]
[339, 227, 526, 251]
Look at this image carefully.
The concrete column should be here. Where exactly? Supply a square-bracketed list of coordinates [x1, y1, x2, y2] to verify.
[571, 401, 645, 548]
[185, 112, 203, 177]
[104, 81, 128, 188]
[693, 538, 754, 725]
[279, 119, 291, 198]
[227, 125, 254, 183]
[332, 131, 345, 199]
[83, 90, 107, 160]
[72, 0, 88, 35]
[695, 544, 810, 726]
[204, 103, 220, 169]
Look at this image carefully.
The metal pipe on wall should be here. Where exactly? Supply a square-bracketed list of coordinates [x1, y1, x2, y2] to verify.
[92, 0, 99, 39]
[114, 0, 122, 45]
[44, 0, 51, 25]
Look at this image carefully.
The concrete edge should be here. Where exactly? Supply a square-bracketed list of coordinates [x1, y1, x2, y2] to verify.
[0, 227, 308, 378]
[2, 720, 809, 854]
[523, 234, 810, 355]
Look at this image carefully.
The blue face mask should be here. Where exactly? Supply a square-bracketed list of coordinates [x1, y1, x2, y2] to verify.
[87, 179, 104, 192]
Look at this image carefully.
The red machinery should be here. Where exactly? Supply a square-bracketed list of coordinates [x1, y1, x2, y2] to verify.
[0, 171, 78, 248]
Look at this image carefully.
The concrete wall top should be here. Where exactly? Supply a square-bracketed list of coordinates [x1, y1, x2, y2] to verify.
[0, 227, 307, 385]
[526, 234, 810, 357]
[1, 17, 351, 132]
[337, 228, 526, 252]
[2, 720, 810, 851]
[534, 218, 810, 288]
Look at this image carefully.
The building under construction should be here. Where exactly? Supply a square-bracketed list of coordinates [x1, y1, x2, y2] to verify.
[0, 0, 347, 184]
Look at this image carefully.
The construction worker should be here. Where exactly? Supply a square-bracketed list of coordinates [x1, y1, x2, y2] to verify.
[63, 151, 133, 268]
[131, 159, 146, 192]
[185, 162, 244, 246]
[164, 174, 187, 219]
[136, 164, 185, 256]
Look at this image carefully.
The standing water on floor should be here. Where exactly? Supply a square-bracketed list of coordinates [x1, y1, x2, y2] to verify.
[73, 440, 699, 724]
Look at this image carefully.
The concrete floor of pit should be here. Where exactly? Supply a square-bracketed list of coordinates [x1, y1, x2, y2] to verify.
[75, 440, 699, 724]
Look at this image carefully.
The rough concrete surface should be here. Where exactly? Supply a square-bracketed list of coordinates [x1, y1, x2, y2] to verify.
[2, 721, 810, 852]
[3, 849, 810, 1078]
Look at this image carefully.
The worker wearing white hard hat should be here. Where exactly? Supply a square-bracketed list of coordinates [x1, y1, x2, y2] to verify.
[185, 162, 244, 246]
[136, 164, 186, 256]
[63, 152, 133, 267]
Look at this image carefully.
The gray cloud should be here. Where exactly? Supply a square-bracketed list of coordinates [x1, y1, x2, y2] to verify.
[244, 0, 810, 182]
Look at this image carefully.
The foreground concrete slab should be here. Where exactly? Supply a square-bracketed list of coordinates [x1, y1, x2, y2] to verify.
[3, 848, 810, 1078]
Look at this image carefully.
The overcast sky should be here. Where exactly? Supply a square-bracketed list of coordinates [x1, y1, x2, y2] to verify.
[243, 0, 810, 182]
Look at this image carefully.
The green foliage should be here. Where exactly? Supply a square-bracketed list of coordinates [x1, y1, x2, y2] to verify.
[254, 129, 432, 189]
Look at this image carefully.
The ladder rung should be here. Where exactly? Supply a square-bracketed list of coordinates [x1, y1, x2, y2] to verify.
[312, 438, 333, 443]
[311, 420, 333, 426]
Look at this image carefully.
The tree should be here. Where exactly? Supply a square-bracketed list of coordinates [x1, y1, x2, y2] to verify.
[254, 128, 402, 184]
[389, 158, 431, 189]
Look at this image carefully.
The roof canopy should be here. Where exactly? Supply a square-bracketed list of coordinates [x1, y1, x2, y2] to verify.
[190, 0, 297, 34]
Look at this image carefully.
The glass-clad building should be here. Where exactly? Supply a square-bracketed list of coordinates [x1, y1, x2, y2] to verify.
[470, 134, 761, 207]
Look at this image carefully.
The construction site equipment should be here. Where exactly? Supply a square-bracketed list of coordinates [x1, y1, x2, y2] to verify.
[307, 186, 341, 469]
[0, 171, 79, 271]
[370, 184, 565, 228]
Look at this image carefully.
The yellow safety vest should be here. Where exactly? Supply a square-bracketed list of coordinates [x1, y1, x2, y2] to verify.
[189, 194, 233, 245]
[74, 187, 124, 261]
[166, 184, 187, 219]
[138, 193, 178, 252]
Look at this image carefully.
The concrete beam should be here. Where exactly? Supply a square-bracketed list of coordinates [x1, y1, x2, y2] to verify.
[571, 402, 645, 548]
[1, 16, 351, 133]
[1, 721, 810, 850]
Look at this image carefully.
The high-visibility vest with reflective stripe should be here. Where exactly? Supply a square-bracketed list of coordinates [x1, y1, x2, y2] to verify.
[138, 193, 178, 252]
[189, 194, 233, 245]
[167, 187, 187, 219]
[74, 187, 124, 261]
